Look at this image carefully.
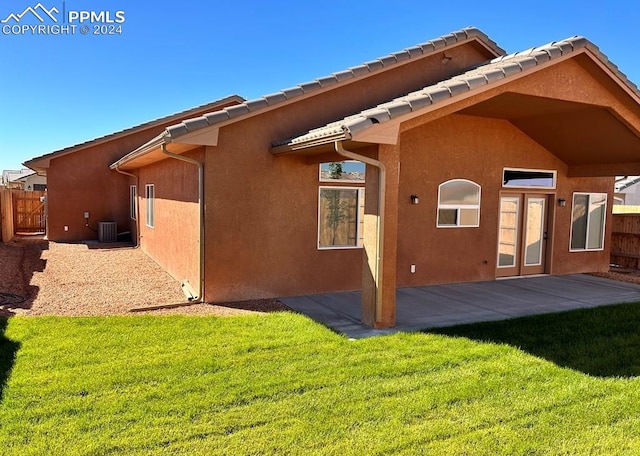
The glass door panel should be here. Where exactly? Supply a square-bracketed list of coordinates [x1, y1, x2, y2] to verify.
[497, 196, 520, 272]
[524, 197, 545, 266]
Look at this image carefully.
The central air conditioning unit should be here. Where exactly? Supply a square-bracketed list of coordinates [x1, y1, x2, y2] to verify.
[98, 221, 117, 243]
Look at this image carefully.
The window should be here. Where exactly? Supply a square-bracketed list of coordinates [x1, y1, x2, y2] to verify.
[145, 184, 154, 228]
[570, 193, 606, 251]
[503, 168, 556, 189]
[318, 187, 364, 249]
[437, 179, 481, 227]
[130, 185, 137, 220]
[319, 160, 365, 183]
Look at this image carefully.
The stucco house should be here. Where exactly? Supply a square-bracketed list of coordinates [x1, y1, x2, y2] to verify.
[1, 169, 37, 189]
[27, 27, 640, 328]
[24, 96, 243, 241]
[13, 171, 47, 192]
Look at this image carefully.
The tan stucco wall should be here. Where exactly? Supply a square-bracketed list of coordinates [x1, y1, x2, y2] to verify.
[194, 42, 495, 302]
[198, 58, 618, 302]
[396, 113, 612, 287]
[137, 149, 202, 289]
[200, 109, 613, 302]
[47, 141, 134, 242]
[45, 101, 240, 242]
[125, 43, 629, 303]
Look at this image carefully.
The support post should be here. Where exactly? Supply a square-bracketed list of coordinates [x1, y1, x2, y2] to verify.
[361, 144, 399, 328]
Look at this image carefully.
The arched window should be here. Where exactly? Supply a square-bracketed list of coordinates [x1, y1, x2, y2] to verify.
[437, 179, 481, 227]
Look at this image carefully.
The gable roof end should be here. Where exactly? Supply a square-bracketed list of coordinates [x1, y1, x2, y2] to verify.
[271, 36, 640, 151]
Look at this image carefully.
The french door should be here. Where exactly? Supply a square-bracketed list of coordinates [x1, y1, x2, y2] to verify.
[496, 193, 549, 277]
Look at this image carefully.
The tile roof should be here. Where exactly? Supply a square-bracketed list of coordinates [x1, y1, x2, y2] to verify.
[272, 36, 640, 150]
[24, 95, 244, 172]
[161, 27, 504, 141]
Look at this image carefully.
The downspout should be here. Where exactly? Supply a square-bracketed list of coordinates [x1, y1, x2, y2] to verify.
[113, 165, 140, 246]
[161, 144, 205, 303]
[334, 141, 386, 325]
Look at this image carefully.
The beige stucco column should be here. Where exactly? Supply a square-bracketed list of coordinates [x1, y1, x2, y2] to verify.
[362, 144, 400, 328]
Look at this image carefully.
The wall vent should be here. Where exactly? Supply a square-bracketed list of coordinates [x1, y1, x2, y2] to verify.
[98, 221, 117, 243]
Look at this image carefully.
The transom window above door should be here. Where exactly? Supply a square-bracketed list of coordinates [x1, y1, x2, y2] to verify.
[437, 179, 481, 228]
[503, 168, 556, 189]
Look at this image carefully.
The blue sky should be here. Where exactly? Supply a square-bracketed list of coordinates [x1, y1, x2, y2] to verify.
[1, 0, 639, 172]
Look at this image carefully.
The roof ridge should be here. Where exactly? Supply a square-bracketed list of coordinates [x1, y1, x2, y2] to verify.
[273, 35, 640, 149]
[166, 27, 505, 139]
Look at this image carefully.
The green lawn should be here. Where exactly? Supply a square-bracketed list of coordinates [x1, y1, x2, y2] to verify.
[1, 305, 640, 455]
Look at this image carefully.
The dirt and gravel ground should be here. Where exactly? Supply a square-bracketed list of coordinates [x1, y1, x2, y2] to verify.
[592, 268, 640, 286]
[3, 237, 638, 318]
[0, 237, 288, 317]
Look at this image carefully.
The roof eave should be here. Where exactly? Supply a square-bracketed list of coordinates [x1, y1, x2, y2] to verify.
[271, 132, 351, 155]
[164, 28, 504, 144]
[25, 94, 244, 172]
[110, 134, 169, 170]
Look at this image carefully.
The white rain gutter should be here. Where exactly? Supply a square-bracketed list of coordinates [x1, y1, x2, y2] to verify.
[334, 141, 385, 325]
[112, 165, 140, 245]
[161, 144, 205, 303]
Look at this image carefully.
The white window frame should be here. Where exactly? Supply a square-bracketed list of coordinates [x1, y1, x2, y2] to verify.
[437, 179, 481, 228]
[130, 185, 137, 220]
[502, 168, 557, 189]
[145, 184, 154, 228]
[569, 192, 607, 252]
[317, 186, 364, 250]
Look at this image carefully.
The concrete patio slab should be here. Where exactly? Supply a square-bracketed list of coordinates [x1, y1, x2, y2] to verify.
[279, 274, 640, 339]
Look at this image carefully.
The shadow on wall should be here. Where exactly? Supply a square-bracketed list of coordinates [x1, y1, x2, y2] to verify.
[0, 318, 19, 403]
[429, 301, 640, 378]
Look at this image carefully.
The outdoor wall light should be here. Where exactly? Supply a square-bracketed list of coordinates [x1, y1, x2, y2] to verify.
[558, 198, 567, 207]
[410, 194, 420, 205]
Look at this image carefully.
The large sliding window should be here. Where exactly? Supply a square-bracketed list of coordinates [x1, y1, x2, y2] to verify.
[318, 187, 364, 249]
[570, 192, 606, 251]
[145, 184, 155, 228]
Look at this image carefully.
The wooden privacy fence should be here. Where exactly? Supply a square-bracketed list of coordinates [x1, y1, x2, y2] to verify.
[0, 186, 13, 242]
[611, 214, 640, 269]
[11, 190, 46, 234]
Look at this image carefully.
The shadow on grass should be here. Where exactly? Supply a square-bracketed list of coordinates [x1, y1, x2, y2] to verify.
[429, 301, 640, 378]
[0, 318, 19, 403]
